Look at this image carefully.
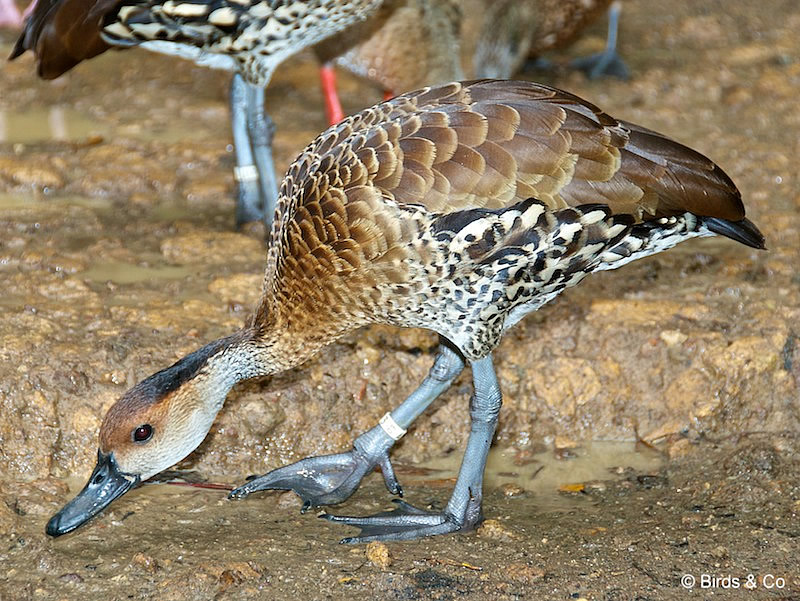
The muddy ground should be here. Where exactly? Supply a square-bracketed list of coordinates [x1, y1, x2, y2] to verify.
[0, 0, 799, 599]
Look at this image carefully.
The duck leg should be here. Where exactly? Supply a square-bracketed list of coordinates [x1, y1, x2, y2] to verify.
[246, 82, 279, 230]
[230, 74, 263, 226]
[319, 63, 345, 125]
[322, 355, 501, 543]
[230, 74, 280, 229]
[571, 0, 629, 80]
[229, 340, 465, 510]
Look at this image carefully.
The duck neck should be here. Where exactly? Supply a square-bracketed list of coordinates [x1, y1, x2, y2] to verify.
[161, 332, 261, 423]
[192, 324, 327, 412]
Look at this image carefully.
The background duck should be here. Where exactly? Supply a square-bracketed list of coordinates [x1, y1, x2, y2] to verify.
[465, 0, 628, 79]
[313, 0, 462, 124]
[10, 0, 384, 227]
[45, 79, 763, 541]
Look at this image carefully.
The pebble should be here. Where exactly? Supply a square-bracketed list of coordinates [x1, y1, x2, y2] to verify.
[365, 541, 392, 569]
[499, 483, 525, 497]
[160, 232, 262, 265]
[132, 552, 159, 573]
[477, 519, 517, 542]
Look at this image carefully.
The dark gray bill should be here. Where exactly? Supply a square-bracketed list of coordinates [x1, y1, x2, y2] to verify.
[46, 450, 139, 537]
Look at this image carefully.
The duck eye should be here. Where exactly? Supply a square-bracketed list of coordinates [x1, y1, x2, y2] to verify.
[132, 424, 153, 443]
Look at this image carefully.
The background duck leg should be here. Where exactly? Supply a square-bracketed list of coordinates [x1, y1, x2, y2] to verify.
[230, 74, 280, 229]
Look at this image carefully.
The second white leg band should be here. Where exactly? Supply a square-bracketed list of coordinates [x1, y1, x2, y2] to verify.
[234, 164, 259, 182]
[379, 412, 407, 441]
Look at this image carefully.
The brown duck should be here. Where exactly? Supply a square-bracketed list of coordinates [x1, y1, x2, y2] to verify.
[46, 79, 764, 542]
[466, 0, 627, 79]
[314, 0, 463, 124]
[10, 0, 385, 226]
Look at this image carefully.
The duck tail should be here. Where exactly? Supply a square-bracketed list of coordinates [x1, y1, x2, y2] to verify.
[702, 217, 766, 250]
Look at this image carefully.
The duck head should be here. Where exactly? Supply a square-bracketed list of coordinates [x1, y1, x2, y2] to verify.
[46, 334, 252, 536]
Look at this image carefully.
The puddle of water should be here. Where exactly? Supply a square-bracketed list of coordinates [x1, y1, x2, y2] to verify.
[0, 107, 226, 144]
[82, 260, 193, 284]
[58, 442, 662, 501]
[0, 107, 108, 143]
[0, 193, 114, 211]
[419, 441, 664, 503]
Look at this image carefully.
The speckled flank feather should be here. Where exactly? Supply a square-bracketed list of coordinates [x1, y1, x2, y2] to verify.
[250, 79, 763, 363]
[11, 0, 382, 81]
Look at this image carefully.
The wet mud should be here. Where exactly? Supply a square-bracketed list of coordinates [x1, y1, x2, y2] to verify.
[1, 0, 799, 599]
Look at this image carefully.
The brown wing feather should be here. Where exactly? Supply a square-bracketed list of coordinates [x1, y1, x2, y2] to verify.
[10, 0, 117, 79]
[299, 79, 744, 223]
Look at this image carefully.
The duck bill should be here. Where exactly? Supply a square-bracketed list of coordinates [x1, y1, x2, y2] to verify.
[46, 450, 139, 537]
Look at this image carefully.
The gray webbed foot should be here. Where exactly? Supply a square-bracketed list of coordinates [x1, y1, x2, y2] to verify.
[322, 355, 502, 543]
[571, 50, 629, 80]
[322, 497, 483, 544]
[571, 0, 629, 80]
[231, 343, 466, 530]
[229, 429, 401, 509]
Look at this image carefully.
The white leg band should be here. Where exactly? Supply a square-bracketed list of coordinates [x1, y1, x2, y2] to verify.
[379, 412, 407, 441]
[234, 165, 259, 182]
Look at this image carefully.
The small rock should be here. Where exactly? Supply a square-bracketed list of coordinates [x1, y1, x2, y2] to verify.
[100, 370, 128, 386]
[553, 436, 579, 450]
[71, 406, 101, 435]
[208, 273, 262, 306]
[365, 541, 392, 569]
[0, 157, 64, 188]
[667, 438, 693, 459]
[499, 483, 524, 497]
[50, 256, 87, 274]
[477, 519, 517, 542]
[276, 491, 301, 509]
[132, 552, 159, 573]
[203, 561, 261, 582]
[584, 481, 607, 493]
[160, 232, 262, 265]
[582, 526, 607, 536]
[659, 330, 687, 347]
[184, 180, 229, 206]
